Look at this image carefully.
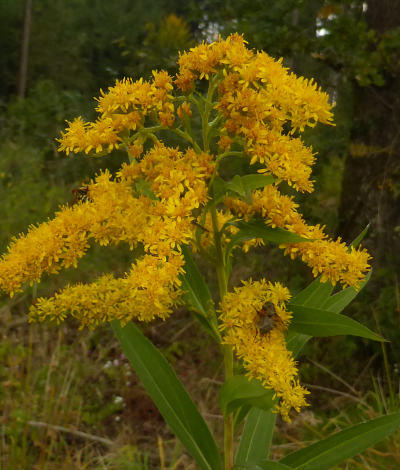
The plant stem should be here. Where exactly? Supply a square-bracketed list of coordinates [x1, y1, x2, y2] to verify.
[223, 344, 234, 470]
[210, 202, 233, 470]
[202, 76, 219, 151]
[200, 74, 233, 469]
[173, 127, 202, 153]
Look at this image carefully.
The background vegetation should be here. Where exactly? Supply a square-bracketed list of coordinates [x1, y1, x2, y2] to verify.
[0, 0, 399, 468]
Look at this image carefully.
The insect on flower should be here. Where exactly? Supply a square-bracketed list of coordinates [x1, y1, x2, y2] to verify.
[256, 301, 286, 336]
[71, 185, 91, 205]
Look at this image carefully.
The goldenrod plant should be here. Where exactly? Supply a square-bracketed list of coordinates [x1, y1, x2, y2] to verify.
[1, 35, 399, 470]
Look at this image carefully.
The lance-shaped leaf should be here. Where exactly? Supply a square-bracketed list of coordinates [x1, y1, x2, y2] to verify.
[241, 461, 294, 470]
[180, 246, 218, 339]
[225, 220, 310, 264]
[111, 321, 222, 470]
[286, 277, 334, 356]
[288, 304, 385, 341]
[291, 223, 371, 311]
[350, 223, 370, 248]
[235, 408, 277, 466]
[180, 245, 213, 316]
[319, 272, 371, 314]
[219, 375, 276, 416]
[291, 278, 334, 309]
[234, 405, 252, 428]
[279, 412, 400, 470]
[288, 269, 371, 354]
[285, 331, 311, 358]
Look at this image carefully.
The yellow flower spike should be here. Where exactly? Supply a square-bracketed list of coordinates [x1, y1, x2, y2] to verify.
[225, 185, 371, 289]
[29, 253, 184, 329]
[0, 159, 207, 297]
[0, 204, 92, 296]
[220, 279, 309, 421]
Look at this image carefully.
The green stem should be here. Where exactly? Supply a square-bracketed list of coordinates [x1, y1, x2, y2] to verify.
[223, 344, 234, 470]
[210, 202, 233, 470]
[173, 128, 202, 153]
[202, 76, 219, 151]
[207, 151, 245, 195]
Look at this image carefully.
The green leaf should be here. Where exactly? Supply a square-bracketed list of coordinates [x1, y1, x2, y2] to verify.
[242, 461, 294, 470]
[286, 278, 333, 357]
[225, 220, 310, 263]
[241, 174, 275, 191]
[285, 331, 311, 358]
[319, 272, 371, 314]
[219, 376, 276, 416]
[227, 174, 247, 197]
[235, 408, 277, 466]
[280, 412, 400, 470]
[180, 245, 218, 339]
[180, 245, 214, 317]
[233, 404, 252, 428]
[111, 321, 222, 470]
[288, 304, 385, 341]
[190, 310, 220, 341]
[212, 176, 229, 202]
[350, 224, 370, 248]
[213, 174, 275, 203]
[134, 177, 156, 199]
[291, 278, 334, 309]
[290, 225, 371, 311]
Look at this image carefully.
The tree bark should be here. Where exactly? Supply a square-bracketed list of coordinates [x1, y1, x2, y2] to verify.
[18, 0, 33, 98]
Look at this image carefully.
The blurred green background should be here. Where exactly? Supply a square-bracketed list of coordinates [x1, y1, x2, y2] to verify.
[0, 0, 399, 468]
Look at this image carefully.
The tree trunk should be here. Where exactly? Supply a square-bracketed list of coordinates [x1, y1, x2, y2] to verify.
[337, 0, 400, 268]
[18, 0, 33, 98]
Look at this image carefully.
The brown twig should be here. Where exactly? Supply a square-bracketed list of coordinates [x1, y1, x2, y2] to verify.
[26, 420, 113, 447]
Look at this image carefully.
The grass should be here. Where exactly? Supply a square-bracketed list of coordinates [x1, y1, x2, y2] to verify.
[0, 294, 224, 469]
[272, 351, 400, 469]
[2, 292, 400, 469]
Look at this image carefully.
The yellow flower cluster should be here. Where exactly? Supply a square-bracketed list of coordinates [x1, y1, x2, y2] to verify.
[57, 34, 335, 196]
[219, 279, 309, 421]
[224, 185, 371, 287]
[0, 204, 92, 296]
[29, 253, 184, 328]
[58, 71, 175, 156]
[0, 143, 213, 328]
[118, 143, 214, 209]
[176, 33, 334, 192]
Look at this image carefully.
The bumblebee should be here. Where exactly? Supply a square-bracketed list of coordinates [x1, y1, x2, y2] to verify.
[256, 301, 285, 336]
